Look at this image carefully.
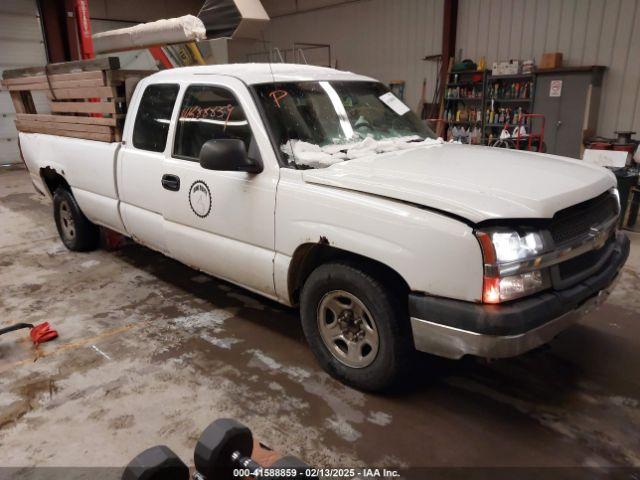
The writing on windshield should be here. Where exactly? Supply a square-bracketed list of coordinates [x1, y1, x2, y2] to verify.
[254, 81, 438, 168]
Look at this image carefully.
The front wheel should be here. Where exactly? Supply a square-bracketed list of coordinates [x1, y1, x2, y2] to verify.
[300, 262, 413, 391]
[53, 188, 99, 251]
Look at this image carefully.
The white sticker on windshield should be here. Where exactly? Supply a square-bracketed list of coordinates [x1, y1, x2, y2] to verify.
[379, 92, 411, 116]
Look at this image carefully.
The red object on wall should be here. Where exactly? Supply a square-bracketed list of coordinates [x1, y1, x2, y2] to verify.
[589, 142, 613, 150]
[516, 113, 546, 152]
[74, 0, 94, 59]
[612, 144, 635, 153]
[148, 46, 174, 69]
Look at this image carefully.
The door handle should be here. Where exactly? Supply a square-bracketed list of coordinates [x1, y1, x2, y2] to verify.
[162, 174, 180, 191]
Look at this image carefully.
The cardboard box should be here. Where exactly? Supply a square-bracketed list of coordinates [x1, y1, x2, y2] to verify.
[540, 52, 563, 69]
[504, 60, 520, 75]
[492, 60, 520, 76]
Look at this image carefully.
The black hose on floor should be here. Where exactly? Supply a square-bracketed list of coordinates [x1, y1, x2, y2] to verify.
[0, 323, 34, 336]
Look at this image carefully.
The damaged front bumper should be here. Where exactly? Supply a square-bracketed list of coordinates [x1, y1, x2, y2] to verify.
[409, 232, 630, 359]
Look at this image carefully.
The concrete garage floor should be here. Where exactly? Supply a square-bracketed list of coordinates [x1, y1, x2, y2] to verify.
[1, 167, 639, 473]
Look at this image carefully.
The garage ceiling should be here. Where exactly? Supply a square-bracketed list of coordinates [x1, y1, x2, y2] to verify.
[88, 0, 362, 23]
[260, 0, 363, 18]
[88, 0, 204, 23]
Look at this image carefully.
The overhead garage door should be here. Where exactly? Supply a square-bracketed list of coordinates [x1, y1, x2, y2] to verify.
[0, 0, 47, 166]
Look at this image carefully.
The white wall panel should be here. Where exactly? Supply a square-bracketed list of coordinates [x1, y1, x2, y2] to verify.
[0, 0, 46, 165]
[224, 0, 640, 137]
[64, 0, 631, 140]
[231, 0, 444, 114]
[457, 0, 640, 137]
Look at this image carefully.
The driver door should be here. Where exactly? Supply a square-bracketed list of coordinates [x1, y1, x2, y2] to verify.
[161, 78, 279, 298]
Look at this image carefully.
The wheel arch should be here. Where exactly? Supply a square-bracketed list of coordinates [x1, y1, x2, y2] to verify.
[287, 242, 410, 306]
[40, 167, 70, 198]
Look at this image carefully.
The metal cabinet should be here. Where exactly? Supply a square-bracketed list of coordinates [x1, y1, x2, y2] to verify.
[534, 67, 605, 159]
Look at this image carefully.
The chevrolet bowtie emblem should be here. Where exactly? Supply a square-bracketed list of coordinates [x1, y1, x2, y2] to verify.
[589, 225, 608, 248]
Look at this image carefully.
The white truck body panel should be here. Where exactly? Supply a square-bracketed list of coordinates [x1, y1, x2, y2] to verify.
[149, 63, 376, 85]
[116, 77, 169, 254]
[17, 63, 616, 308]
[20, 133, 126, 234]
[117, 73, 280, 298]
[274, 168, 484, 302]
[303, 143, 617, 223]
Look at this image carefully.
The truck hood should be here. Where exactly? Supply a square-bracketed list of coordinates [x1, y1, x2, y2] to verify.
[301, 143, 616, 223]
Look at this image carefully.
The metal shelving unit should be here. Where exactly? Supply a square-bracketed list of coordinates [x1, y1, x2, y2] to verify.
[483, 73, 536, 145]
[442, 69, 487, 143]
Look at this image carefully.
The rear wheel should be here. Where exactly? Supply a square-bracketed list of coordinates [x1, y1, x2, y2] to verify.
[53, 188, 99, 251]
[300, 262, 413, 391]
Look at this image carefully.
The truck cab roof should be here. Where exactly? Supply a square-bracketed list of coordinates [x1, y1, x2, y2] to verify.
[148, 63, 375, 85]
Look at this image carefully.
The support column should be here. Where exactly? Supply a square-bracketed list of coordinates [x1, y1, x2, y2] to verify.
[437, 0, 458, 136]
[37, 0, 83, 62]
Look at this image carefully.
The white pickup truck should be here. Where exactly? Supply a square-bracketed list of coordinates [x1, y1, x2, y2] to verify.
[19, 64, 629, 391]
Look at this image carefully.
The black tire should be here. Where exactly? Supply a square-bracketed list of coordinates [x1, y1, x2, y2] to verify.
[53, 187, 99, 251]
[300, 262, 413, 391]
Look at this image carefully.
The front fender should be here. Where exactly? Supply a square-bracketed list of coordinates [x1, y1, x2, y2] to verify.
[275, 170, 484, 304]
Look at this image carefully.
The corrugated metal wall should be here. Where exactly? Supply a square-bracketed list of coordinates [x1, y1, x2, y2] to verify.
[0, 0, 47, 165]
[232, 0, 444, 114]
[241, 0, 639, 138]
[457, 0, 640, 137]
[2, 0, 634, 155]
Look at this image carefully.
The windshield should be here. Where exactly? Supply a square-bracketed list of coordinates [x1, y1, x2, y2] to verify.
[253, 81, 440, 168]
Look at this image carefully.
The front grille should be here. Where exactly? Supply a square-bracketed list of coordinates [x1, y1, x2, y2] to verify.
[549, 191, 618, 244]
[558, 242, 610, 281]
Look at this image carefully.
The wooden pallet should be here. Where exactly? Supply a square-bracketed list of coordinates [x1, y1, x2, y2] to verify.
[1, 57, 153, 143]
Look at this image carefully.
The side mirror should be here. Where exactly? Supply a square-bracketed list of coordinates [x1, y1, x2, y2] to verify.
[199, 139, 263, 173]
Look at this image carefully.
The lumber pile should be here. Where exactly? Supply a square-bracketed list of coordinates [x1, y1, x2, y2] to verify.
[1, 57, 154, 142]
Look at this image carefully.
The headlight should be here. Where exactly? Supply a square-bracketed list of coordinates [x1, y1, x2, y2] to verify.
[476, 229, 549, 303]
[490, 230, 544, 262]
[498, 271, 545, 302]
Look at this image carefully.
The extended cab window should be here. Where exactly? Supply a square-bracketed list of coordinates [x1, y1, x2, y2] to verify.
[173, 85, 252, 160]
[132, 84, 179, 152]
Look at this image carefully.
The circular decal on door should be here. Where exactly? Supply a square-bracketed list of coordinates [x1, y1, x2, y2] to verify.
[188, 180, 212, 218]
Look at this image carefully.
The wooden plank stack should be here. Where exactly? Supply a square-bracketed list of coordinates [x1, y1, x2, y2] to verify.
[1, 57, 154, 143]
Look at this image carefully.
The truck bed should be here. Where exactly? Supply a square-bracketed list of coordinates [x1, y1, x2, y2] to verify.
[1, 57, 152, 143]
[20, 131, 126, 234]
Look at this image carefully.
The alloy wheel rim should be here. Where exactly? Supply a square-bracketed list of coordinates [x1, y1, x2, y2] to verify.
[59, 200, 75, 240]
[317, 290, 379, 368]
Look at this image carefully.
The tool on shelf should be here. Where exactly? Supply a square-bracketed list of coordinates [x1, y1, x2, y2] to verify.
[489, 113, 546, 152]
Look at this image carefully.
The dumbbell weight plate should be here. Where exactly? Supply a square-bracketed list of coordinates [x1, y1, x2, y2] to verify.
[194, 418, 254, 480]
[122, 445, 189, 480]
